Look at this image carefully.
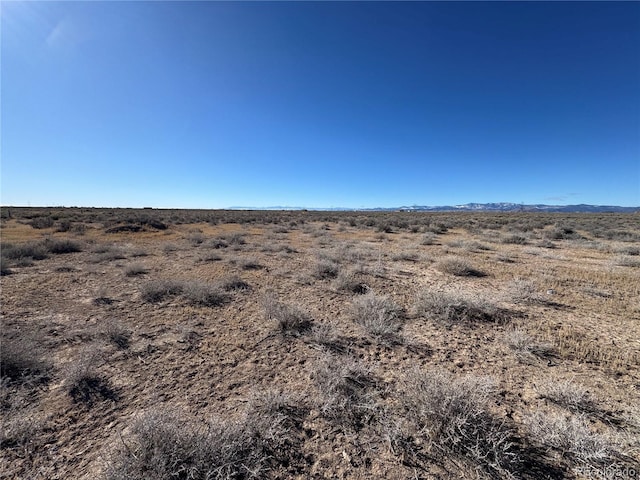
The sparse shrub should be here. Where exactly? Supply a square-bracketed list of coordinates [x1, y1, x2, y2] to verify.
[263, 295, 312, 336]
[615, 245, 640, 256]
[501, 234, 528, 245]
[199, 252, 222, 262]
[220, 276, 250, 291]
[206, 238, 228, 249]
[612, 255, 640, 268]
[64, 347, 116, 404]
[400, 369, 518, 476]
[505, 329, 555, 362]
[313, 258, 340, 279]
[420, 233, 438, 245]
[141, 279, 184, 302]
[101, 319, 131, 350]
[56, 220, 71, 232]
[333, 270, 369, 294]
[186, 231, 205, 246]
[524, 411, 619, 464]
[1, 257, 12, 275]
[508, 278, 546, 305]
[544, 225, 582, 240]
[413, 290, 510, 324]
[0, 330, 50, 383]
[391, 250, 420, 262]
[29, 216, 54, 229]
[226, 232, 246, 245]
[496, 253, 516, 263]
[436, 257, 485, 277]
[1, 242, 49, 261]
[313, 353, 378, 430]
[182, 281, 229, 307]
[105, 405, 290, 480]
[308, 321, 341, 351]
[125, 263, 148, 276]
[350, 291, 403, 339]
[537, 380, 597, 415]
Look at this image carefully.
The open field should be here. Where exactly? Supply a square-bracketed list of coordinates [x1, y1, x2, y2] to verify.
[1, 207, 639, 479]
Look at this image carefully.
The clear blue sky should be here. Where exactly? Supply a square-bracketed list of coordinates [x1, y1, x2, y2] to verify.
[2, 1, 639, 208]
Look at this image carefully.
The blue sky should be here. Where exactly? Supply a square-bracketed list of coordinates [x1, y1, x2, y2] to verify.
[2, 1, 639, 208]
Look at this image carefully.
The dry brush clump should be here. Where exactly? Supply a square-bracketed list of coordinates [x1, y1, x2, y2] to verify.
[413, 290, 511, 325]
[0, 328, 51, 385]
[536, 379, 598, 416]
[141, 279, 229, 306]
[312, 353, 380, 431]
[350, 291, 404, 341]
[63, 346, 117, 405]
[100, 319, 132, 350]
[124, 263, 149, 276]
[399, 369, 519, 477]
[104, 402, 299, 480]
[523, 411, 623, 466]
[262, 295, 313, 336]
[505, 328, 555, 363]
[436, 257, 486, 277]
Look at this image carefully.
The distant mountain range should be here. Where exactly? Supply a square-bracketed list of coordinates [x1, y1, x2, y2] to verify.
[229, 203, 638, 213]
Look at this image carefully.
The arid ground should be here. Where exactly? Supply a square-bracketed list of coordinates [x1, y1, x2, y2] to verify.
[1, 208, 639, 479]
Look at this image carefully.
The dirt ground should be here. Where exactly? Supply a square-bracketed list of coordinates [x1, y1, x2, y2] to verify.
[1, 209, 639, 479]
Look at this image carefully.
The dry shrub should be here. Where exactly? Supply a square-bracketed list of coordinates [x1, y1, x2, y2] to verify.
[523, 411, 621, 465]
[350, 291, 403, 339]
[413, 290, 510, 325]
[537, 379, 598, 415]
[508, 278, 547, 305]
[332, 270, 369, 294]
[64, 346, 117, 405]
[220, 275, 250, 291]
[182, 281, 229, 307]
[140, 279, 184, 302]
[101, 319, 131, 350]
[105, 404, 294, 480]
[436, 257, 485, 277]
[505, 329, 555, 362]
[263, 295, 312, 336]
[44, 238, 82, 254]
[400, 369, 519, 476]
[124, 263, 148, 276]
[0, 329, 50, 384]
[312, 353, 379, 430]
[312, 258, 340, 279]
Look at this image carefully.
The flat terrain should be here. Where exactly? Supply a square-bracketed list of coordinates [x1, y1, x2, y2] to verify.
[1, 208, 639, 479]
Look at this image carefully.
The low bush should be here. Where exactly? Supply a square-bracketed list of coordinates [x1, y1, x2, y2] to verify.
[45, 238, 82, 254]
[263, 295, 312, 336]
[413, 290, 510, 325]
[182, 281, 229, 307]
[350, 291, 403, 338]
[524, 411, 620, 464]
[436, 257, 485, 277]
[312, 353, 378, 430]
[140, 279, 184, 302]
[105, 404, 293, 480]
[400, 369, 518, 476]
